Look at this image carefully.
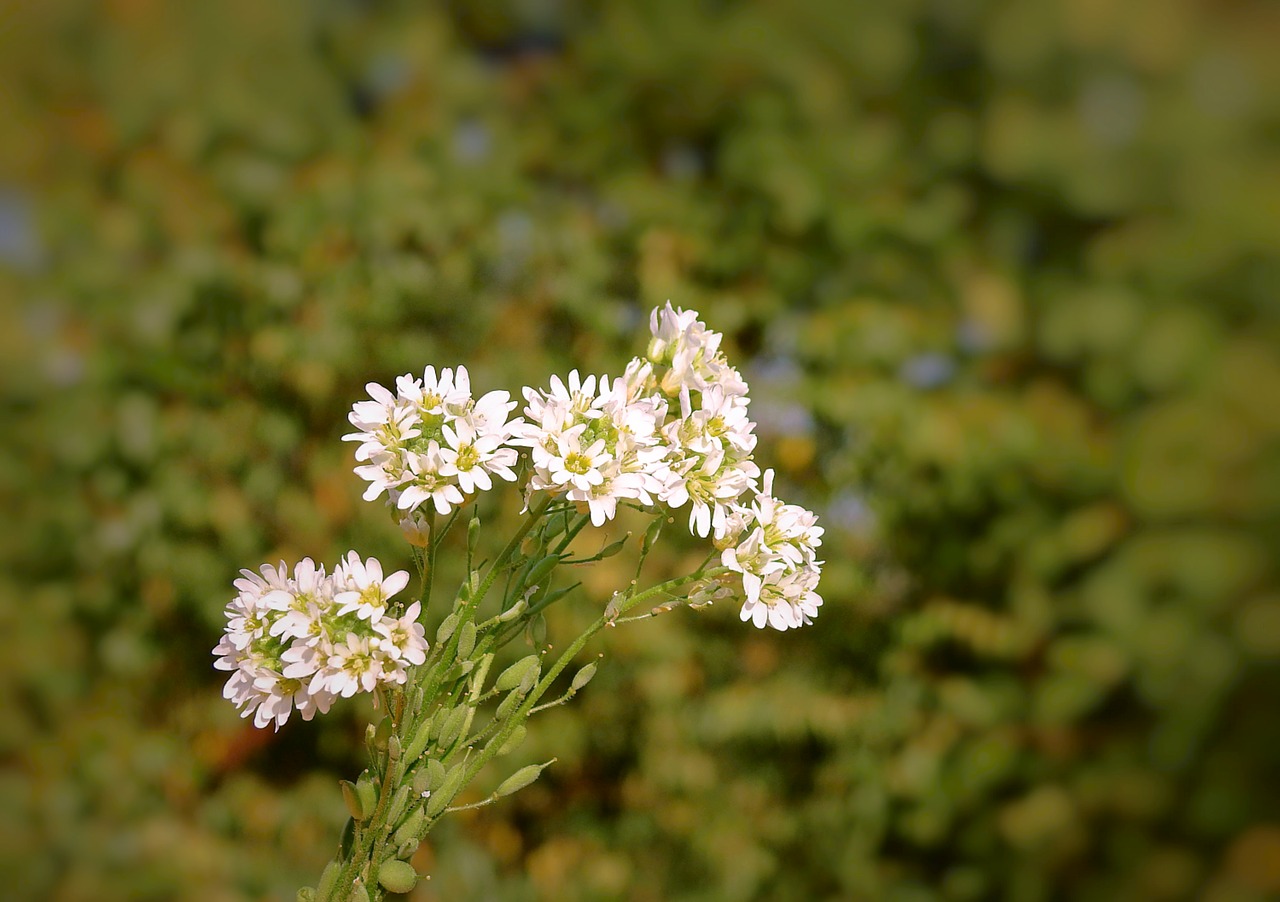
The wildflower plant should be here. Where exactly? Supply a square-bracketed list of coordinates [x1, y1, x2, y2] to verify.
[213, 303, 823, 900]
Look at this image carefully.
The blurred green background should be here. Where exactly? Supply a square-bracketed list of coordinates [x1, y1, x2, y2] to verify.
[2, 1, 1278, 899]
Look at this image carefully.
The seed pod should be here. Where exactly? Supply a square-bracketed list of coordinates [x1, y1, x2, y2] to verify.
[642, 516, 665, 554]
[495, 687, 525, 721]
[436, 612, 460, 645]
[425, 764, 466, 817]
[387, 734, 402, 762]
[378, 859, 418, 894]
[525, 554, 560, 589]
[393, 806, 425, 845]
[355, 773, 378, 817]
[350, 881, 371, 902]
[340, 780, 365, 821]
[498, 597, 527, 622]
[422, 758, 447, 793]
[339, 816, 355, 858]
[495, 759, 555, 798]
[373, 717, 392, 752]
[437, 705, 469, 750]
[404, 710, 439, 762]
[385, 784, 412, 825]
[457, 621, 477, 658]
[570, 661, 598, 693]
[526, 612, 547, 647]
[492, 724, 527, 757]
[494, 655, 541, 692]
[596, 534, 629, 559]
[317, 860, 341, 901]
[396, 838, 420, 860]
[467, 515, 481, 557]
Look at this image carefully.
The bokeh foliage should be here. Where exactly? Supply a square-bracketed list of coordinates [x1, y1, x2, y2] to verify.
[1, 1, 1278, 900]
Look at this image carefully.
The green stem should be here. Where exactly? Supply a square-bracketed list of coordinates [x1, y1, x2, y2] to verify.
[416, 565, 729, 839]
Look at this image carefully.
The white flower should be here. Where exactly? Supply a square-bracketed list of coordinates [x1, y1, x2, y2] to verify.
[334, 552, 410, 621]
[214, 552, 425, 729]
[346, 365, 521, 515]
[518, 368, 669, 525]
[720, 471, 824, 631]
[375, 601, 429, 666]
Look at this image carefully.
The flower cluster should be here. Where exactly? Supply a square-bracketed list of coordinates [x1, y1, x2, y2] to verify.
[512, 302, 822, 630]
[345, 366, 520, 518]
[514, 369, 669, 527]
[720, 470, 825, 630]
[212, 554, 426, 729]
[517, 303, 760, 539]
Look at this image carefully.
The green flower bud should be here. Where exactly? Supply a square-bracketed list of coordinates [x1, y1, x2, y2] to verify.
[296, 887, 316, 902]
[423, 758, 447, 793]
[351, 880, 371, 902]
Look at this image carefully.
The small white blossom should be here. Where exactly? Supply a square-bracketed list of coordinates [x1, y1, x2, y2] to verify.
[344, 365, 520, 517]
[720, 471, 825, 631]
[213, 553, 427, 729]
